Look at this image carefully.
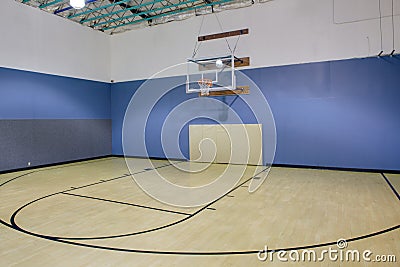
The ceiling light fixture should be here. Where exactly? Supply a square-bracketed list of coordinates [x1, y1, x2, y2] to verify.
[70, 0, 86, 9]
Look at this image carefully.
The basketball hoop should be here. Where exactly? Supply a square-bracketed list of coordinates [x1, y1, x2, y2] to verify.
[198, 78, 213, 96]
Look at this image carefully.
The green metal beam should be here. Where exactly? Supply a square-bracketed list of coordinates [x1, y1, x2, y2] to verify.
[40, 0, 66, 9]
[69, 0, 131, 19]
[94, 0, 201, 27]
[81, 0, 166, 23]
[103, 0, 233, 31]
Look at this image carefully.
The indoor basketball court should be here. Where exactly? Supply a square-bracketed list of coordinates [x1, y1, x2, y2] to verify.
[1, 0, 399, 266]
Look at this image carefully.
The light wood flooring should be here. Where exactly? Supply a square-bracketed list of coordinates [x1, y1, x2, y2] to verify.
[0, 157, 399, 266]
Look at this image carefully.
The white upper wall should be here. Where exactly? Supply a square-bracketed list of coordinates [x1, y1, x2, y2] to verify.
[110, 0, 400, 82]
[0, 0, 110, 82]
[1, 0, 399, 83]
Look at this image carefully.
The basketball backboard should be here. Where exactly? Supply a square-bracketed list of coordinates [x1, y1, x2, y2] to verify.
[186, 54, 236, 94]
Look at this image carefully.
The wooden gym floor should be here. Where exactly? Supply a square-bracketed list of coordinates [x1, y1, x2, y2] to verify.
[0, 157, 399, 266]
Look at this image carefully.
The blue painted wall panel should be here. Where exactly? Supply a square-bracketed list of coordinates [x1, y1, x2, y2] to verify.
[110, 80, 143, 155]
[243, 57, 400, 170]
[0, 67, 111, 171]
[111, 56, 400, 171]
[0, 67, 111, 119]
[2, 58, 398, 171]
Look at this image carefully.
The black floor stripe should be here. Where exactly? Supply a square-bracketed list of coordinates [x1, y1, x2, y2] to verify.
[0, 156, 114, 176]
[226, 195, 235, 198]
[62, 174, 131, 193]
[3, 215, 398, 255]
[4, 165, 400, 256]
[206, 207, 216, 211]
[62, 162, 182, 194]
[62, 192, 191, 216]
[0, 171, 35, 187]
[0, 157, 116, 187]
[6, 167, 267, 241]
[1, 157, 178, 192]
[381, 173, 400, 201]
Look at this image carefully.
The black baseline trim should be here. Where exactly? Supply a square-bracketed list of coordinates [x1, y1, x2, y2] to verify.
[273, 163, 400, 174]
[115, 154, 400, 174]
[0, 157, 116, 187]
[115, 155, 187, 162]
[0, 155, 113, 175]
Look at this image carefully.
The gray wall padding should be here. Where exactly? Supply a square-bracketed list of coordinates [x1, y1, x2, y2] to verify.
[0, 119, 111, 171]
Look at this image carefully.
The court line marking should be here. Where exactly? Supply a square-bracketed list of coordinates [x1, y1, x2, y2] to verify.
[0, 157, 179, 188]
[6, 167, 269, 241]
[0, 171, 36, 187]
[0, 157, 116, 187]
[62, 192, 192, 216]
[1, 217, 398, 255]
[2, 164, 398, 255]
[381, 173, 400, 201]
[2, 158, 188, 240]
[61, 160, 182, 194]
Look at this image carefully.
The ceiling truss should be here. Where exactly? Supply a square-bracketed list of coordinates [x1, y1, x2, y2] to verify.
[16, 0, 260, 34]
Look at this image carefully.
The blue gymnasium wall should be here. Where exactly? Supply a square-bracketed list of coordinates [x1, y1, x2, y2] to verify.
[111, 56, 400, 171]
[0, 67, 111, 171]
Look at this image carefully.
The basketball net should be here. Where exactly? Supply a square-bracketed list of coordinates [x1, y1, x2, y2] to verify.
[198, 78, 213, 96]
